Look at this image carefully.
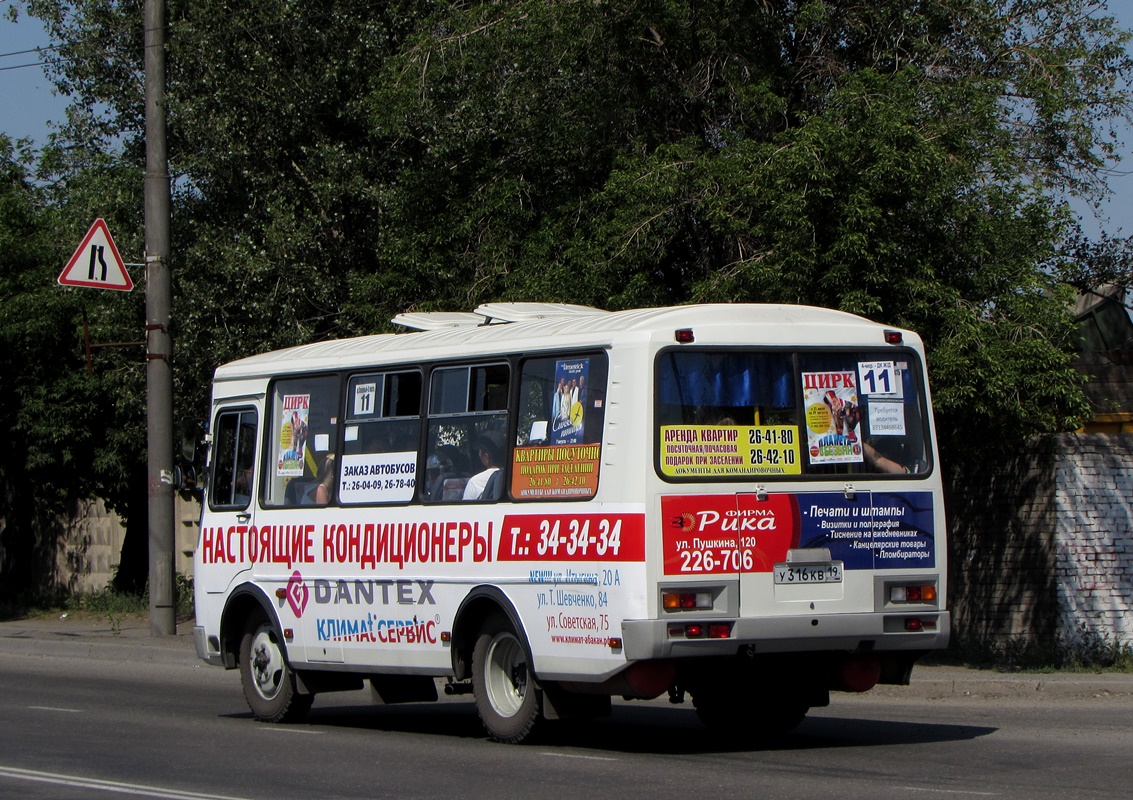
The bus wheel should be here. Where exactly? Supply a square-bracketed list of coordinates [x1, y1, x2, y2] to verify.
[239, 614, 313, 723]
[472, 613, 540, 743]
[692, 687, 807, 743]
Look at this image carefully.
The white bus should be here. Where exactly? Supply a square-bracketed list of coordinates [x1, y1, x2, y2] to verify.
[192, 302, 948, 743]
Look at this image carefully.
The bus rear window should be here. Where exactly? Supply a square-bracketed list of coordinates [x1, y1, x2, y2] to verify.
[656, 349, 931, 479]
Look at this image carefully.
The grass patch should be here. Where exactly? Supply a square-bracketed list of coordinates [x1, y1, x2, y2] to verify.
[0, 574, 195, 625]
[928, 625, 1133, 672]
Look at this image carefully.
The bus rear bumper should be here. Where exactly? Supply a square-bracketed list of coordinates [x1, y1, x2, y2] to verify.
[621, 610, 950, 660]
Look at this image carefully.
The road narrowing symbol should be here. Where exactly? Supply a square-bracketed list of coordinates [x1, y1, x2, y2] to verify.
[57, 219, 134, 292]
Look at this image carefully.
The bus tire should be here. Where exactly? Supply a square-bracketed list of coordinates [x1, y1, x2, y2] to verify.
[239, 613, 313, 723]
[472, 612, 540, 743]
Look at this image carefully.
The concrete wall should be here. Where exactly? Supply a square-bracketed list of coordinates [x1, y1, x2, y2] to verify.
[948, 433, 1133, 646]
[56, 498, 128, 595]
[56, 497, 199, 594]
[1053, 435, 1133, 643]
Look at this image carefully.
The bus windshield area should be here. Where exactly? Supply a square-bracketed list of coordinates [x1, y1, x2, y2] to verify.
[656, 349, 931, 479]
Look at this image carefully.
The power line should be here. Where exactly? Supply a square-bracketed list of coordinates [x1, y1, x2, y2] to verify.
[0, 43, 59, 57]
[0, 57, 62, 72]
[0, 40, 61, 71]
[0, 0, 393, 71]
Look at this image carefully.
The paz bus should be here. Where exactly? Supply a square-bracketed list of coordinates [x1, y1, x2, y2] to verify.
[192, 302, 949, 743]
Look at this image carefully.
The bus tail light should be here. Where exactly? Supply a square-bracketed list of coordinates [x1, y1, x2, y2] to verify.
[662, 591, 713, 611]
[667, 622, 733, 639]
[707, 623, 732, 639]
[884, 329, 903, 345]
[675, 328, 695, 343]
[889, 583, 937, 604]
[905, 618, 937, 632]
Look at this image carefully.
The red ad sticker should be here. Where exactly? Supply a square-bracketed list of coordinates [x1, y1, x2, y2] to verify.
[661, 494, 800, 575]
[497, 514, 645, 562]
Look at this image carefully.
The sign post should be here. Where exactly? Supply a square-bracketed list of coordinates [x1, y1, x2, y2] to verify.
[56, 1, 176, 638]
[57, 219, 135, 291]
[145, 0, 176, 637]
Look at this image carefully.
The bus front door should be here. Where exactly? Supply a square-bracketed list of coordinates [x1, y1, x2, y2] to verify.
[199, 405, 261, 595]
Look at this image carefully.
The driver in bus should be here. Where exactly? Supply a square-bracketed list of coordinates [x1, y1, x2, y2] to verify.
[863, 441, 926, 475]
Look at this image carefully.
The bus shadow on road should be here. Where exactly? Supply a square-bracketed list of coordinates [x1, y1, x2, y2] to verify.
[236, 697, 996, 754]
[563, 705, 997, 754]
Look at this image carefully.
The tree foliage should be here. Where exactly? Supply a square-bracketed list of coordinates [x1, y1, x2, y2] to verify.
[0, 134, 149, 594]
[7, 0, 1132, 521]
[359, 0, 1130, 449]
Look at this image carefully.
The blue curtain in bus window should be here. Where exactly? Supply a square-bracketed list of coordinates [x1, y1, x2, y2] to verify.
[768, 361, 793, 409]
[723, 356, 751, 406]
[659, 353, 712, 406]
[659, 353, 793, 409]
[658, 353, 683, 406]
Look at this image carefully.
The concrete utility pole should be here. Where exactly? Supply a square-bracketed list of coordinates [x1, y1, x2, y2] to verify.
[144, 0, 175, 636]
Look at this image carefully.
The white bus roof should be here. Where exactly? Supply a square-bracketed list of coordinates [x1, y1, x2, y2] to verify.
[213, 303, 916, 382]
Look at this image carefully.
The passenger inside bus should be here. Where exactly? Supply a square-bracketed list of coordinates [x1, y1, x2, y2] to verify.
[312, 454, 336, 504]
[424, 446, 469, 502]
[463, 430, 505, 501]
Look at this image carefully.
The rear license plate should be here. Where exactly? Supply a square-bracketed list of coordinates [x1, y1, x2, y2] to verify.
[773, 563, 843, 584]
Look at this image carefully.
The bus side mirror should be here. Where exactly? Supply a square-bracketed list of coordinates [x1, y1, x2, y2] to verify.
[181, 417, 206, 464]
[177, 418, 208, 499]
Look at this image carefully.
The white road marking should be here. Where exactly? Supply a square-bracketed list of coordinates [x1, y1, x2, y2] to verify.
[540, 752, 617, 762]
[257, 727, 323, 735]
[0, 766, 253, 800]
[28, 706, 82, 713]
[898, 787, 999, 797]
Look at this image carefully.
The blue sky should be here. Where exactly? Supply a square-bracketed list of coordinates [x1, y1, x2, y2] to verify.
[2, 3, 1132, 238]
[0, 8, 65, 148]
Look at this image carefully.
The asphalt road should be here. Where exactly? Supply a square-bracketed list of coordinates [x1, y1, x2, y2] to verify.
[0, 642, 1130, 800]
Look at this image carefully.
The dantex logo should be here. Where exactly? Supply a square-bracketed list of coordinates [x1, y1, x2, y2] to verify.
[286, 571, 309, 618]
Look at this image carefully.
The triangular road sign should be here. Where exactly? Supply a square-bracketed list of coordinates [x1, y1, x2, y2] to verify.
[57, 219, 134, 291]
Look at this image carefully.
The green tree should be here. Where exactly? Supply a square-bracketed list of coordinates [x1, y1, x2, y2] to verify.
[364, 0, 1130, 451]
[1060, 231, 1133, 296]
[0, 134, 146, 596]
[27, 0, 433, 417]
[20, 0, 1133, 466]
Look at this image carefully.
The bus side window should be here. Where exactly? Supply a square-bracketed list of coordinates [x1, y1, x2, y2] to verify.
[513, 353, 608, 501]
[424, 363, 509, 503]
[210, 409, 257, 509]
[340, 370, 423, 505]
[266, 375, 341, 507]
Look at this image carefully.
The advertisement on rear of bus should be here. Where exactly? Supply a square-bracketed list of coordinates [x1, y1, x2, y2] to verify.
[661, 491, 935, 576]
[802, 371, 863, 465]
